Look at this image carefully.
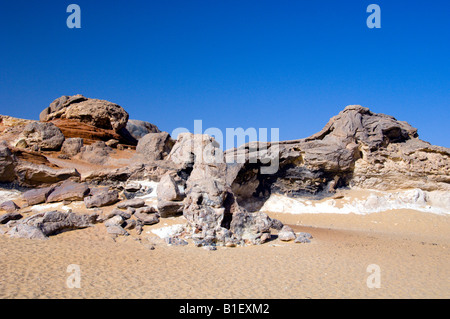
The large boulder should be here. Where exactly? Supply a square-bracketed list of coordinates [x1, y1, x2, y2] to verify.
[40, 95, 129, 132]
[16, 122, 65, 151]
[125, 119, 161, 140]
[136, 132, 175, 161]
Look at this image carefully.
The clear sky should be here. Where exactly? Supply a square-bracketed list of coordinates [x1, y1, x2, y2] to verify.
[0, 0, 449, 148]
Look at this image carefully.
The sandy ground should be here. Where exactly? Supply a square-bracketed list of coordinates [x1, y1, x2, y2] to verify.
[0, 208, 448, 299]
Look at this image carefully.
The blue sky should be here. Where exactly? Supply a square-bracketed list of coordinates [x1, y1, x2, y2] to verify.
[0, 0, 449, 148]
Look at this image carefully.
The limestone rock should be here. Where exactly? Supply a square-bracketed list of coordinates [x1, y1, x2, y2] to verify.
[278, 225, 296, 241]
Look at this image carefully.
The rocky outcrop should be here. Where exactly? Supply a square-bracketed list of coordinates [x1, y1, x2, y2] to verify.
[226, 105, 450, 211]
[40, 95, 129, 132]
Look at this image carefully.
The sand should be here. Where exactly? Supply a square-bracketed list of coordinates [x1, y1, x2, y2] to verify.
[0, 208, 448, 299]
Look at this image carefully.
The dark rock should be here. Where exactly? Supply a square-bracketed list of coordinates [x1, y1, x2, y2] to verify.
[116, 198, 146, 209]
[0, 200, 20, 213]
[46, 180, 90, 203]
[84, 188, 119, 208]
[134, 211, 159, 225]
[0, 212, 22, 224]
[157, 200, 184, 218]
[8, 211, 98, 239]
[0, 142, 17, 183]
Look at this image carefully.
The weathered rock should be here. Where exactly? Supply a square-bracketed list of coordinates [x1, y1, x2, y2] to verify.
[0, 212, 22, 224]
[135, 206, 157, 215]
[0, 200, 20, 212]
[125, 119, 161, 141]
[84, 188, 119, 208]
[294, 232, 312, 243]
[22, 186, 55, 205]
[106, 225, 129, 236]
[41, 95, 129, 132]
[17, 122, 65, 151]
[75, 141, 113, 165]
[134, 211, 159, 225]
[124, 182, 141, 192]
[105, 139, 119, 148]
[46, 180, 90, 203]
[136, 132, 174, 161]
[269, 218, 284, 231]
[278, 225, 296, 241]
[157, 200, 184, 218]
[61, 138, 83, 157]
[165, 237, 188, 246]
[104, 215, 124, 227]
[229, 212, 272, 245]
[226, 104, 450, 210]
[116, 198, 146, 209]
[105, 208, 132, 220]
[0, 142, 17, 182]
[167, 133, 223, 169]
[15, 163, 80, 187]
[8, 211, 98, 239]
[157, 173, 183, 202]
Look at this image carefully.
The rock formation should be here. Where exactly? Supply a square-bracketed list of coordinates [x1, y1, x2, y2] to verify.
[1, 96, 449, 247]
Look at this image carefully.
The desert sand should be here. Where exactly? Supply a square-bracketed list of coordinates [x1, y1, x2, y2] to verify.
[1, 208, 448, 299]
